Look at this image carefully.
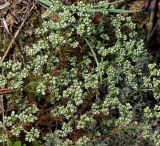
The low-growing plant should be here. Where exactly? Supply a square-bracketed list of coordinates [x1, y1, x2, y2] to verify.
[1, 0, 160, 145]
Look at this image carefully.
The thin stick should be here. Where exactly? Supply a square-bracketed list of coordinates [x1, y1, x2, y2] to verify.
[1, 4, 35, 62]
[0, 95, 5, 146]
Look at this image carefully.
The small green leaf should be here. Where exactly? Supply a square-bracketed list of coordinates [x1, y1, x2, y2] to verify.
[22, 144, 26, 146]
[32, 140, 40, 146]
[13, 140, 22, 146]
[27, 81, 37, 91]
[7, 139, 13, 146]
[36, 94, 43, 102]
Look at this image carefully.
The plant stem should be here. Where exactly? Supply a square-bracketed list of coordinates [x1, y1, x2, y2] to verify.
[85, 38, 102, 84]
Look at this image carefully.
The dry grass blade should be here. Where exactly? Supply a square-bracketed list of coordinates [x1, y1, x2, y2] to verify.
[0, 2, 10, 10]
[2, 18, 11, 35]
[1, 4, 35, 62]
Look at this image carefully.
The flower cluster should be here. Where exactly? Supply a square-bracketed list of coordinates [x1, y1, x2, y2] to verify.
[0, 105, 39, 142]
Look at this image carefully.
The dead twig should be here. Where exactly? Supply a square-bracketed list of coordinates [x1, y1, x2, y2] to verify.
[0, 95, 5, 146]
[145, 0, 158, 46]
[0, 88, 13, 95]
[146, 19, 160, 43]
[148, 0, 157, 32]
[1, 4, 35, 62]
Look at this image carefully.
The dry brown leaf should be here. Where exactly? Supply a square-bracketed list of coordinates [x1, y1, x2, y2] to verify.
[6, 14, 17, 26]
